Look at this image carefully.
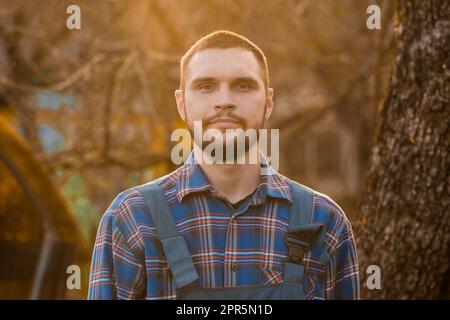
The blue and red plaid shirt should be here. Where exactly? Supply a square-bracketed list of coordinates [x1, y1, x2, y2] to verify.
[88, 152, 360, 300]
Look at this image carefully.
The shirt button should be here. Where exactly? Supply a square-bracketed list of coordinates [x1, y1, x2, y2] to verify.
[231, 263, 238, 272]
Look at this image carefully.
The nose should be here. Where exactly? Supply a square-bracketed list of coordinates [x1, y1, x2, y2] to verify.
[214, 102, 236, 112]
[214, 87, 236, 112]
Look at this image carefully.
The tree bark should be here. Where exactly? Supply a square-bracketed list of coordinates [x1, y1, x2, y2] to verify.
[355, 0, 450, 299]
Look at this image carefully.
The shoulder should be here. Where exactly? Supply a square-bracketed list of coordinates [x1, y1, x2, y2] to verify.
[312, 190, 354, 252]
[100, 168, 182, 238]
[286, 177, 353, 252]
[99, 187, 149, 240]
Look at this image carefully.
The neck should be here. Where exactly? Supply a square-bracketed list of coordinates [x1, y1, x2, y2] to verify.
[194, 143, 261, 204]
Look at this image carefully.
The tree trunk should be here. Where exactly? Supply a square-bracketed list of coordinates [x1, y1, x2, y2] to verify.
[355, 0, 449, 299]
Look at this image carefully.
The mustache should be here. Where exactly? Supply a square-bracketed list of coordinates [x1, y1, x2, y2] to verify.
[203, 112, 247, 128]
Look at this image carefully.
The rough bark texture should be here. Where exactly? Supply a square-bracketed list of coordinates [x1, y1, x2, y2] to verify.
[355, 0, 450, 299]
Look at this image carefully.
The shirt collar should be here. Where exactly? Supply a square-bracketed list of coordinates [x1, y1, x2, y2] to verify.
[176, 151, 293, 205]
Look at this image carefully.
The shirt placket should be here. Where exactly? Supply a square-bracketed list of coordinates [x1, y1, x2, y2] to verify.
[222, 198, 255, 287]
[210, 187, 262, 288]
[224, 214, 239, 287]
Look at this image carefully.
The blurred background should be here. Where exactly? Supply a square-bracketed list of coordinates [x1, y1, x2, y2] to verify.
[1, 0, 446, 300]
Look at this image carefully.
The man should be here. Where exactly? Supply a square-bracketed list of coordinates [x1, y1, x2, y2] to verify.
[88, 30, 360, 300]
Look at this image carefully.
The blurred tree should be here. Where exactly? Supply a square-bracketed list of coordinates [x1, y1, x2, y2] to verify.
[0, 0, 393, 230]
[0, 114, 89, 299]
[1, 0, 405, 298]
[356, 0, 449, 299]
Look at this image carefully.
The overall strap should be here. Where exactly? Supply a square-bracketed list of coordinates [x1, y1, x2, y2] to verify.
[288, 181, 315, 229]
[284, 181, 317, 285]
[136, 181, 199, 289]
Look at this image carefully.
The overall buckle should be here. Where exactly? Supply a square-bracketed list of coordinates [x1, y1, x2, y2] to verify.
[284, 235, 310, 265]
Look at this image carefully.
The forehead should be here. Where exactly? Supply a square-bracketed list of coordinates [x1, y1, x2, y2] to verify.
[185, 48, 264, 83]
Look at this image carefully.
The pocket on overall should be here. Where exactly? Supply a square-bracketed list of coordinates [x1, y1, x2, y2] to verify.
[260, 266, 284, 285]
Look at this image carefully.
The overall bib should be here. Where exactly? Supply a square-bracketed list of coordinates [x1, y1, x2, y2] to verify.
[136, 181, 329, 300]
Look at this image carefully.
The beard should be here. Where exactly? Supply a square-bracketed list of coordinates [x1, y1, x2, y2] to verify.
[186, 107, 267, 163]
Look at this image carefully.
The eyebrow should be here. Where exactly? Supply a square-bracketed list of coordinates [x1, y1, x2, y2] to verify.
[190, 77, 216, 87]
[231, 77, 260, 87]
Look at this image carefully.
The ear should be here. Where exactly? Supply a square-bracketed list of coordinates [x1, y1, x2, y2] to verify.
[175, 89, 186, 122]
[264, 87, 274, 120]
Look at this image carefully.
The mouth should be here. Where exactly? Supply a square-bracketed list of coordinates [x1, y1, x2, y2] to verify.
[207, 118, 241, 128]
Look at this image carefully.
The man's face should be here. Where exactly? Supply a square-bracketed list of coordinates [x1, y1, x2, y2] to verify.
[175, 48, 274, 154]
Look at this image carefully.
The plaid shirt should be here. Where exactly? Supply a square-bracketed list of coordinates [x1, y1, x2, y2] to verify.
[88, 152, 360, 300]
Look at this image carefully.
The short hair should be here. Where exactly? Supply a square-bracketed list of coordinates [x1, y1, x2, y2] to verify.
[179, 30, 269, 91]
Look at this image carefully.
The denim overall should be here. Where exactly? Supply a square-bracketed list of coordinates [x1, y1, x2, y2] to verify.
[136, 181, 328, 300]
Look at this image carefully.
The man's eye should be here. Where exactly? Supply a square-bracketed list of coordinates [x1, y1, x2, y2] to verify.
[199, 83, 213, 90]
[236, 83, 252, 90]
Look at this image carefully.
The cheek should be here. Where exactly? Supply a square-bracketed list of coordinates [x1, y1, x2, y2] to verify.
[183, 93, 210, 120]
[237, 89, 266, 106]
[238, 92, 267, 116]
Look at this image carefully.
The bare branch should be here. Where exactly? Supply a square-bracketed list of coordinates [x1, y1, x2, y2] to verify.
[0, 54, 106, 93]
